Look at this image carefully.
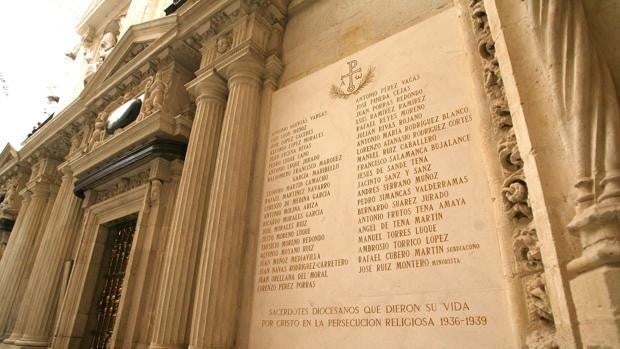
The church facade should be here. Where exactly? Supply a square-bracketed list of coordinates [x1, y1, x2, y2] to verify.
[0, 0, 618, 348]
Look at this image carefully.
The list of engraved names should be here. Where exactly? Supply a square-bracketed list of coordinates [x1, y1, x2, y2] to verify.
[250, 8, 513, 348]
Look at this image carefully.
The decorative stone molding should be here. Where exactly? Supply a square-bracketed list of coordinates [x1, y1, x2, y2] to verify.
[95, 168, 150, 204]
[197, 0, 287, 73]
[468, 1, 557, 348]
[73, 139, 187, 199]
[0, 170, 29, 231]
[85, 111, 109, 153]
[138, 67, 172, 121]
[513, 228, 543, 272]
[217, 32, 233, 54]
[0, 177, 20, 213]
[148, 178, 162, 205]
[25, 154, 62, 190]
[77, 59, 193, 161]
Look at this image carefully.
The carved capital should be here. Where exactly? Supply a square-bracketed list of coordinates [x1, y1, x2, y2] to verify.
[187, 72, 228, 104]
[25, 156, 62, 191]
[227, 55, 264, 86]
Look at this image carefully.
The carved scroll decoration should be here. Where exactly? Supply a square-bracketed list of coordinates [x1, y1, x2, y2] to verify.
[468, 1, 557, 348]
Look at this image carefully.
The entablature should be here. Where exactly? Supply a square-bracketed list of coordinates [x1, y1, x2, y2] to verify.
[73, 138, 186, 199]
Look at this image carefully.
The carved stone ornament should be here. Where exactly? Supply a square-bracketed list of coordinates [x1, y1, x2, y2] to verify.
[468, 0, 557, 347]
[525, 274, 557, 349]
[513, 228, 543, 271]
[84, 19, 121, 85]
[216, 34, 232, 54]
[139, 70, 169, 120]
[149, 179, 162, 205]
[502, 172, 533, 221]
[96, 168, 150, 203]
[0, 178, 18, 212]
[85, 111, 108, 153]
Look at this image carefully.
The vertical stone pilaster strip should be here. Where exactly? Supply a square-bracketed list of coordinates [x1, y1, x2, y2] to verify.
[235, 56, 283, 349]
[135, 160, 184, 348]
[189, 58, 263, 349]
[8, 167, 83, 347]
[467, 1, 558, 348]
[148, 75, 228, 349]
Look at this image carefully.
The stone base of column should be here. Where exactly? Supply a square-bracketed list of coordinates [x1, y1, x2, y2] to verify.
[13, 337, 49, 348]
[567, 202, 620, 348]
[49, 335, 80, 348]
[0, 342, 46, 349]
[1, 334, 19, 345]
[570, 266, 620, 347]
[148, 344, 185, 349]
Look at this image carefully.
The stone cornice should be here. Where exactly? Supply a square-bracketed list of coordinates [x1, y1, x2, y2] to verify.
[67, 109, 190, 178]
[73, 138, 186, 198]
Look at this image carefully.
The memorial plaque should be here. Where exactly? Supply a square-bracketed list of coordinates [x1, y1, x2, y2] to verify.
[250, 8, 514, 348]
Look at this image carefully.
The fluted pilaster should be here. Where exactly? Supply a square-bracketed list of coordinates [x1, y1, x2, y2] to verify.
[0, 176, 58, 339]
[8, 167, 83, 347]
[148, 75, 228, 349]
[189, 58, 264, 349]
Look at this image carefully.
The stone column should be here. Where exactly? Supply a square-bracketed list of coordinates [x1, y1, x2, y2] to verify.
[189, 57, 263, 349]
[7, 167, 83, 347]
[0, 158, 60, 340]
[148, 75, 228, 349]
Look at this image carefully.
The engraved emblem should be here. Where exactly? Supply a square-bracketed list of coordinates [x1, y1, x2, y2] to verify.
[330, 60, 375, 99]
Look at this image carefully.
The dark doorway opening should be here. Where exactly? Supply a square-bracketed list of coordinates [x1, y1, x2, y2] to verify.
[86, 218, 137, 348]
